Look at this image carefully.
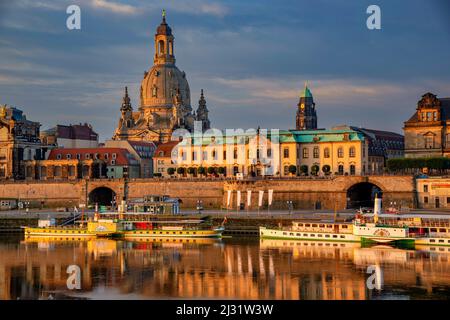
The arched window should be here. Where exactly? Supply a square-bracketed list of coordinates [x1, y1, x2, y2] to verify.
[350, 165, 356, 175]
[324, 147, 330, 158]
[158, 40, 165, 54]
[169, 41, 173, 55]
[337, 147, 344, 158]
[338, 165, 344, 175]
[349, 147, 356, 158]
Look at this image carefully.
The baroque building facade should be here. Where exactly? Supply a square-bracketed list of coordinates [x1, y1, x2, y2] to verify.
[112, 14, 211, 143]
[403, 92, 450, 158]
[0, 105, 47, 180]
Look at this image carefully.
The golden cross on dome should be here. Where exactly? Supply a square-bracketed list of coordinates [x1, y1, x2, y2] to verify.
[162, 9, 166, 18]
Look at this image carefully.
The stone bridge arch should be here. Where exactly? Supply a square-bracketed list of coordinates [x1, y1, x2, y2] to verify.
[85, 180, 125, 206]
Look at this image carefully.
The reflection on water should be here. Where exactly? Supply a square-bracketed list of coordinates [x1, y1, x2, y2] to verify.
[1, 235, 450, 300]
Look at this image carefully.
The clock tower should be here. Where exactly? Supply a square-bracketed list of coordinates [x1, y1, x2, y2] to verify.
[296, 84, 317, 130]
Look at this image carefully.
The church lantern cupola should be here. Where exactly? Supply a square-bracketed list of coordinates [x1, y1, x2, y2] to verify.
[154, 9, 175, 66]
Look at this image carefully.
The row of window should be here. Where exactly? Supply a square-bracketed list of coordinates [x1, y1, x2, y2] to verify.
[56, 153, 117, 160]
[282, 146, 358, 159]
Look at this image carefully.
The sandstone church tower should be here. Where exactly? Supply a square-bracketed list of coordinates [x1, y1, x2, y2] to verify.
[295, 84, 317, 130]
[113, 11, 211, 143]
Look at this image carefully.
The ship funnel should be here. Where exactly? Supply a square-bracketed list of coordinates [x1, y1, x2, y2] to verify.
[374, 193, 381, 223]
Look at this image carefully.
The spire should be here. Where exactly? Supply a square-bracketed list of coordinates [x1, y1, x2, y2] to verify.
[198, 89, 207, 111]
[121, 86, 132, 111]
[300, 82, 313, 98]
[196, 89, 210, 131]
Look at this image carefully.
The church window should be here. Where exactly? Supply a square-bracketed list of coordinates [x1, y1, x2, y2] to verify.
[349, 147, 356, 158]
[283, 148, 289, 158]
[324, 147, 330, 158]
[302, 148, 309, 159]
[433, 111, 438, 121]
[337, 147, 344, 158]
[152, 86, 157, 97]
[313, 147, 319, 158]
[427, 112, 432, 121]
[169, 41, 173, 55]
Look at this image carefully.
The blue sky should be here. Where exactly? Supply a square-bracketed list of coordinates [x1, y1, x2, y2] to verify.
[1, 0, 449, 141]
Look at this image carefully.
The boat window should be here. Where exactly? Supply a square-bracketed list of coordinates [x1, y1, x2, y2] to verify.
[310, 234, 315, 237]
[327, 225, 332, 228]
[312, 224, 317, 227]
[296, 233, 301, 236]
[303, 234, 308, 237]
[290, 233, 294, 236]
[341, 225, 348, 229]
[340, 235, 345, 238]
[305, 224, 310, 227]
[430, 228, 437, 232]
[439, 228, 446, 233]
[283, 232, 287, 235]
[333, 235, 338, 238]
[430, 239, 435, 242]
[325, 235, 330, 238]
[439, 240, 444, 243]
[318, 234, 322, 237]
[298, 224, 303, 227]
[319, 224, 325, 228]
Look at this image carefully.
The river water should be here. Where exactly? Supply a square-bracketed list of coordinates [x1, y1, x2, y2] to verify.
[0, 235, 450, 300]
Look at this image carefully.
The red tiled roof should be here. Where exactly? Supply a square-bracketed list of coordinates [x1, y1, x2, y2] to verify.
[153, 141, 179, 158]
[48, 148, 137, 166]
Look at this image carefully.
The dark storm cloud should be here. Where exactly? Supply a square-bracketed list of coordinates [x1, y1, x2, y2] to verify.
[0, 0, 449, 140]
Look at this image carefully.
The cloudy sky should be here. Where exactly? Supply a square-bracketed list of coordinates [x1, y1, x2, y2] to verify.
[1, 0, 449, 141]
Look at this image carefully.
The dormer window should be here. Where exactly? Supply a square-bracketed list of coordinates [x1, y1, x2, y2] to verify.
[56, 154, 62, 160]
[66, 154, 71, 160]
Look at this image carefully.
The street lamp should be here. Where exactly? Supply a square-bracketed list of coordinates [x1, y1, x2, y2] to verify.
[287, 200, 293, 215]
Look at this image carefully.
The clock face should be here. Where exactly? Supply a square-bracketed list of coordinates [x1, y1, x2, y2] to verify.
[300, 104, 305, 110]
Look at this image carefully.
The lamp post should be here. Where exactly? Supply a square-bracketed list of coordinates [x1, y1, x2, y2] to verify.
[287, 200, 293, 215]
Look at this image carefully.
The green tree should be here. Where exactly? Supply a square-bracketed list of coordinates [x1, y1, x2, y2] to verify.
[198, 166, 206, 175]
[288, 165, 297, 175]
[300, 165, 308, 175]
[187, 167, 196, 175]
[167, 167, 176, 175]
[322, 165, 331, 174]
[207, 167, 216, 175]
[311, 165, 319, 175]
[218, 167, 226, 175]
[176, 167, 185, 175]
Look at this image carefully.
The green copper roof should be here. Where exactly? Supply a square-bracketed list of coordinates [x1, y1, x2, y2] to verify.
[280, 129, 365, 143]
[301, 85, 313, 98]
